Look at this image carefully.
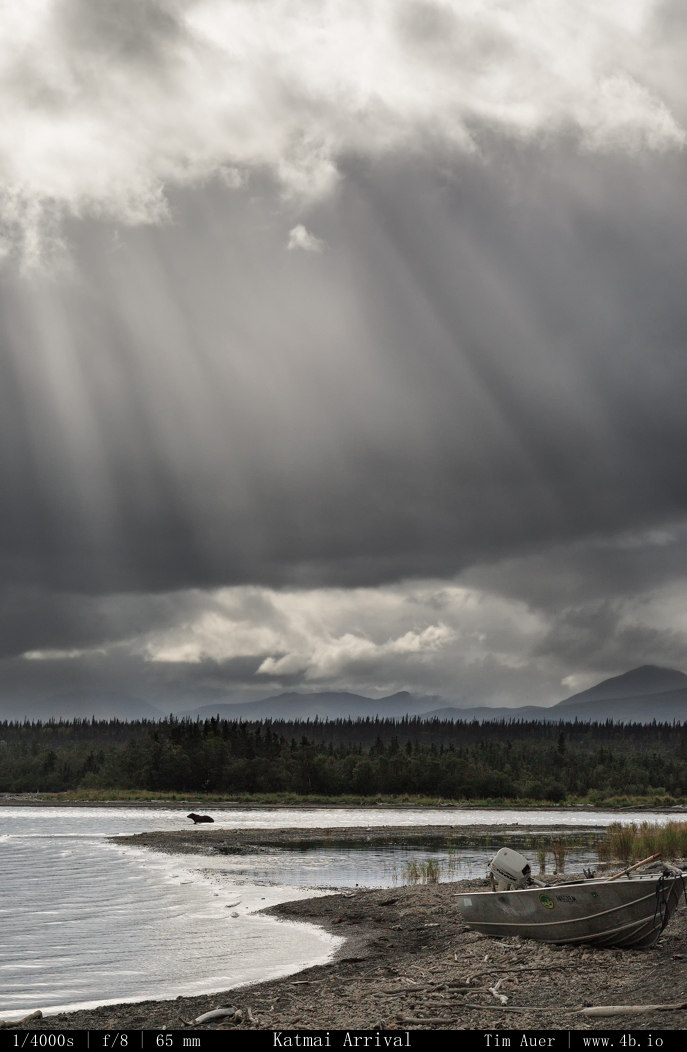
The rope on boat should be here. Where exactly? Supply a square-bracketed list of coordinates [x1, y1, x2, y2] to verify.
[653, 869, 686, 933]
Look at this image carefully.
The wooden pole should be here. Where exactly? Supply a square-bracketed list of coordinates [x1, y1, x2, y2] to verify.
[607, 852, 661, 881]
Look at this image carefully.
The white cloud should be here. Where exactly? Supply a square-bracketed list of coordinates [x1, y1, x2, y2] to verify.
[12, 550, 687, 705]
[22, 646, 105, 661]
[257, 623, 454, 679]
[0, 0, 684, 265]
[143, 614, 283, 664]
[287, 224, 324, 253]
[580, 73, 684, 153]
[139, 580, 546, 700]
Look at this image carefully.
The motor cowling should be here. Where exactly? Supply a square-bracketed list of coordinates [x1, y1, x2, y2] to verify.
[489, 847, 532, 890]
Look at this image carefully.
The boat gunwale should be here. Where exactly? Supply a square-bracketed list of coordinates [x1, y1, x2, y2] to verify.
[454, 871, 684, 899]
[454, 871, 685, 948]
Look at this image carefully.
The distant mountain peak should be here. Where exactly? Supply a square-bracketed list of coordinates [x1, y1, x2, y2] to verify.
[619, 664, 685, 681]
[556, 665, 687, 709]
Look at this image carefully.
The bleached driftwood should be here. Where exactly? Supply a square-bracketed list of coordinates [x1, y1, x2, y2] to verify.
[0, 1011, 43, 1029]
[398, 1016, 455, 1025]
[193, 1008, 238, 1023]
[581, 1002, 687, 1017]
[488, 979, 508, 1005]
[466, 963, 565, 982]
[399, 1004, 579, 1021]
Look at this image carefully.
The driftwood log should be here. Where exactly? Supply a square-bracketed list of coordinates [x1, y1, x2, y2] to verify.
[0, 1011, 43, 1029]
[581, 1002, 687, 1017]
[193, 1007, 238, 1023]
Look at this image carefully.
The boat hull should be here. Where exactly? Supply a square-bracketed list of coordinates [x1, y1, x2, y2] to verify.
[454, 873, 685, 949]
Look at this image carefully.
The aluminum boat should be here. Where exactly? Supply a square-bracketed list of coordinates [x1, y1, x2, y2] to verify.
[455, 849, 686, 949]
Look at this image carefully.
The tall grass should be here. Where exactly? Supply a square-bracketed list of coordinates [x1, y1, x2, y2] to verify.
[394, 855, 470, 884]
[400, 858, 443, 884]
[597, 821, 687, 863]
[550, 836, 568, 873]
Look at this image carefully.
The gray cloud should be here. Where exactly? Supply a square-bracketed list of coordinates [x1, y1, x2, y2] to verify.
[0, 578, 554, 709]
[3, 2, 687, 710]
[532, 601, 687, 677]
[5, 144, 687, 598]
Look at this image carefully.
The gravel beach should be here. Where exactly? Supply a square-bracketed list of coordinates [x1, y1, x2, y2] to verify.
[6, 826, 687, 1033]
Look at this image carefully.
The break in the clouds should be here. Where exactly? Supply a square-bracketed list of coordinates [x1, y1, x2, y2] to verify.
[1, 0, 685, 265]
[5, 539, 687, 711]
[3, 1, 687, 712]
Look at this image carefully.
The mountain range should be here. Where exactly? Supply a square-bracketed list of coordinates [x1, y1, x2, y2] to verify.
[423, 665, 687, 723]
[3, 665, 687, 724]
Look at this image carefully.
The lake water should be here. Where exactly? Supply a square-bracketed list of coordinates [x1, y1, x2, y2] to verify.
[0, 805, 673, 1019]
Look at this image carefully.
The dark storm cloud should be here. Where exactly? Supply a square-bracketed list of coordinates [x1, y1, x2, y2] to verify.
[0, 645, 265, 715]
[0, 586, 188, 662]
[460, 522, 687, 682]
[3, 1, 687, 707]
[464, 524, 687, 610]
[532, 600, 687, 676]
[4, 144, 687, 600]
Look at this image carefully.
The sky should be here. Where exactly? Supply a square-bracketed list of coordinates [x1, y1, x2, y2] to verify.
[2, 0, 687, 715]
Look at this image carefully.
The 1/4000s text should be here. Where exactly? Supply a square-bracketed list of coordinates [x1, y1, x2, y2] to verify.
[13, 1038, 73, 1048]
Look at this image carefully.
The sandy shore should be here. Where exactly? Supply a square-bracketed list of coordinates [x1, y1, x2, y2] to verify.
[7, 826, 687, 1032]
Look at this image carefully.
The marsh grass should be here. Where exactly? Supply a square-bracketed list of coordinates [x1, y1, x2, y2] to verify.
[550, 836, 568, 872]
[597, 820, 687, 863]
[402, 858, 441, 884]
[395, 855, 463, 885]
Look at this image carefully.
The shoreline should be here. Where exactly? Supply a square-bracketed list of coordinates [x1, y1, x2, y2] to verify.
[6, 824, 687, 1032]
[0, 795, 579, 809]
[3, 793, 685, 812]
[113, 822, 606, 853]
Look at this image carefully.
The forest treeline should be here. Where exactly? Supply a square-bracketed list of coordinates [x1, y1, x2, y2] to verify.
[1, 715, 687, 800]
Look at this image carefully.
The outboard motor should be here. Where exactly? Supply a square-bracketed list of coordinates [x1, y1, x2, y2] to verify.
[489, 847, 533, 891]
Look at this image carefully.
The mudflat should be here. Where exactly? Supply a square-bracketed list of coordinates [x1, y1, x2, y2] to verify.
[7, 826, 687, 1032]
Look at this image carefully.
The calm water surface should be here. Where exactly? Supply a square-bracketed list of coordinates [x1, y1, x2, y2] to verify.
[0, 805, 672, 1019]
